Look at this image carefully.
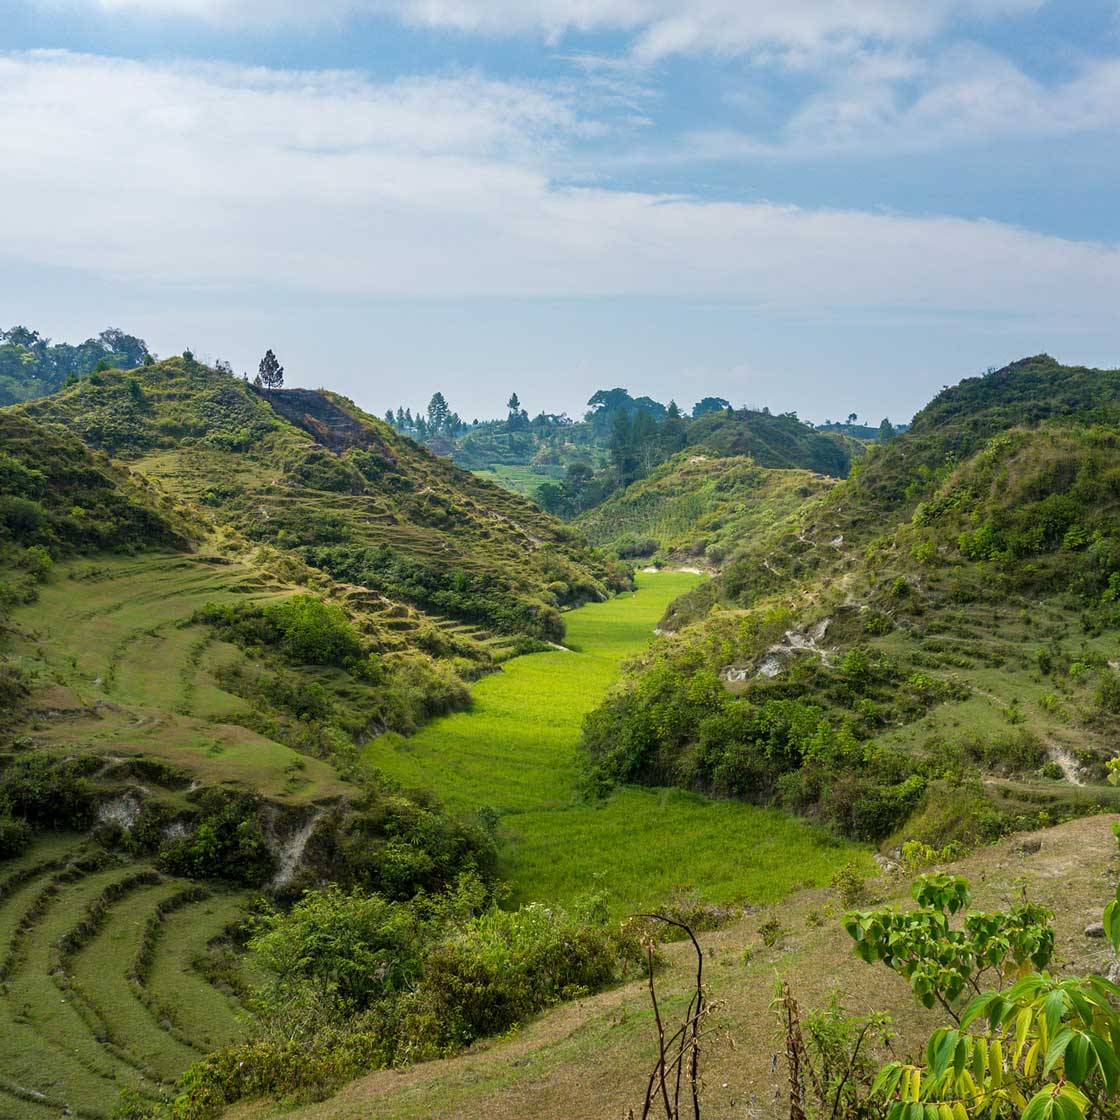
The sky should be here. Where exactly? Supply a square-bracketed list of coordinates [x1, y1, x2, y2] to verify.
[2, 2, 1119, 425]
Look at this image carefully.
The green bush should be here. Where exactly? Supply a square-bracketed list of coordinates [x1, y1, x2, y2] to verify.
[0, 753, 98, 829]
[0, 815, 32, 858]
[249, 886, 429, 1014]
[157, 793, 275, 885]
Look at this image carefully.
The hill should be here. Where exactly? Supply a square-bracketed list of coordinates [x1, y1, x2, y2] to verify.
[574, 452, 837, 566]
[581, 356, 1120, 848]
[17, 358, 625, 643]
[685, 405, 856, 475]
[385, 387, 859, 518]
[0, 358, 644, 1115]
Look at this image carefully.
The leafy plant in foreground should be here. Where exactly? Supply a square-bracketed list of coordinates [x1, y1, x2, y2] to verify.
[849, 875, 1120, 1120]
[844, 873, 1054, 1020]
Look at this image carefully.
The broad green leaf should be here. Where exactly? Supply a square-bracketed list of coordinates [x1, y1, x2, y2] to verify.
[1044, 1028, 1074, 1076]
[1065, 1032, 1091, 1084]
[1020, 1087, 1056, 1120]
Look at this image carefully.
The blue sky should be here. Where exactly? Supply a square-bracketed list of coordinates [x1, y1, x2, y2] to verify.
[2, 1, 1119, 425]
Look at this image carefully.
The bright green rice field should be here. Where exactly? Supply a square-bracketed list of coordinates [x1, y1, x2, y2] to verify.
[365, 571, 868, 914]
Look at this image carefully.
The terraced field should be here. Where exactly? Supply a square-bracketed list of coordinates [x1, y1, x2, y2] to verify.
[367, 571, 867, 914]
[0, 839, 251, 1118]
[8, 551, 350, 804]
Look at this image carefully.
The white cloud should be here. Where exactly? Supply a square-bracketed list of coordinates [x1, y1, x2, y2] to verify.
[782, 44, 1120, 151]
[28, 0, 1043, 60]
[618, 44, 1120, 167]
[0, 49, 1117, 323]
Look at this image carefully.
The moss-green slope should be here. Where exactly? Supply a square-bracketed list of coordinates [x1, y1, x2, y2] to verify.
[582, 357, 1120, 847]
[16, 359, 626, 643]
[574, 452, 836, 565]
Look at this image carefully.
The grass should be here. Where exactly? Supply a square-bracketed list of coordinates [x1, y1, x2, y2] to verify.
[144, 891, 253, 1052]
[1, 860, 158, 1114]
[68, 876, 200, 1079]
[576, 453, 835, 565]
[470, 464, 562, 498]
[0, 841, 253, 1118]
[366, 571, 867, 914]
[11, 552, 351, 804]
[236, 813, 1120, 1120]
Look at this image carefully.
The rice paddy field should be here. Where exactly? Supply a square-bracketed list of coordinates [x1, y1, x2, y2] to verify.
[0, 836, 252, 1119]
[366, 570, 867, 914]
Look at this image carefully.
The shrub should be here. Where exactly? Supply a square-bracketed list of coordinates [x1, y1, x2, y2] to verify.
[405, 900, 636, 1053]
[263, 596, 362, 666]
[831, 861, 866, 908]
[0, 815, 32, 858]
[0, 753, 97, 829]
[249, 886, 428, 1014]
[758, 915, 786, 947]
[157, 793, 275, 885]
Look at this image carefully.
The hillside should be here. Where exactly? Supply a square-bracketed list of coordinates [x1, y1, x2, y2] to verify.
[582, 356, 1120, 848]
[17, 358, 625, 643]
[686, 405, 856, 475]
[575, 452, 837, 566]
[231, 814, 1120, 1120]
[386, 388, 859, 519]
[0, 360, 649, 1116]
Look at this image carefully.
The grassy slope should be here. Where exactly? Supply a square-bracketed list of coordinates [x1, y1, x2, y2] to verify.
[16, 361, 621, 643]
[574, 452, 836, 564]
[470, 464, 563, 498]
[367, 571, 865, 914]
[234, 813, 1120, 1120]
[0, 842, 250, 1118]
[9, 552, 350, 804]
[583, 359, 1120, 845]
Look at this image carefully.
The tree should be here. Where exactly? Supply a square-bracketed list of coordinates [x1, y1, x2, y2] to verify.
[507, 392, 521, 414]
[847, 412, 858, 424]
[385, 409, 396, 426]
[691, 396, 730, 419]
[854, 874, 1120, 1120]
[666, 400, 681, 419]
[427, 392, 450, 433]
[877, 417, 897, 443]
[97, 328, 149, 369]
[258, 349, 284, 392]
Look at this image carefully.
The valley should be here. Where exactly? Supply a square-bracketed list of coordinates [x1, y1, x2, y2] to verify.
[3, 349, 1120, 1120]
[370, 570, 863, 913]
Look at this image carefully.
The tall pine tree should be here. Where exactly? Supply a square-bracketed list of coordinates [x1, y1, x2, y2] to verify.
[258, 349, 284, 391]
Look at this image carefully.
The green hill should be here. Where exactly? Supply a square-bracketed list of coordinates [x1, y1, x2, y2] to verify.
[582, 356, 1120, 847]
[17, 358, 625, 643]
[574, 452, 837, 566]
[685, 405, 856, 475]
[386, 388, 856, 519]
[0, 357, 646, 1115]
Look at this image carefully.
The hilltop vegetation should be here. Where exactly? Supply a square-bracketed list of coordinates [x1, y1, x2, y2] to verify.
[583, 356, 1120, 847]
[18, 358, 624, 643]
[386, 385, 863, 523]
[0, 325, 152, 404]
[574, 452, 837, 566]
